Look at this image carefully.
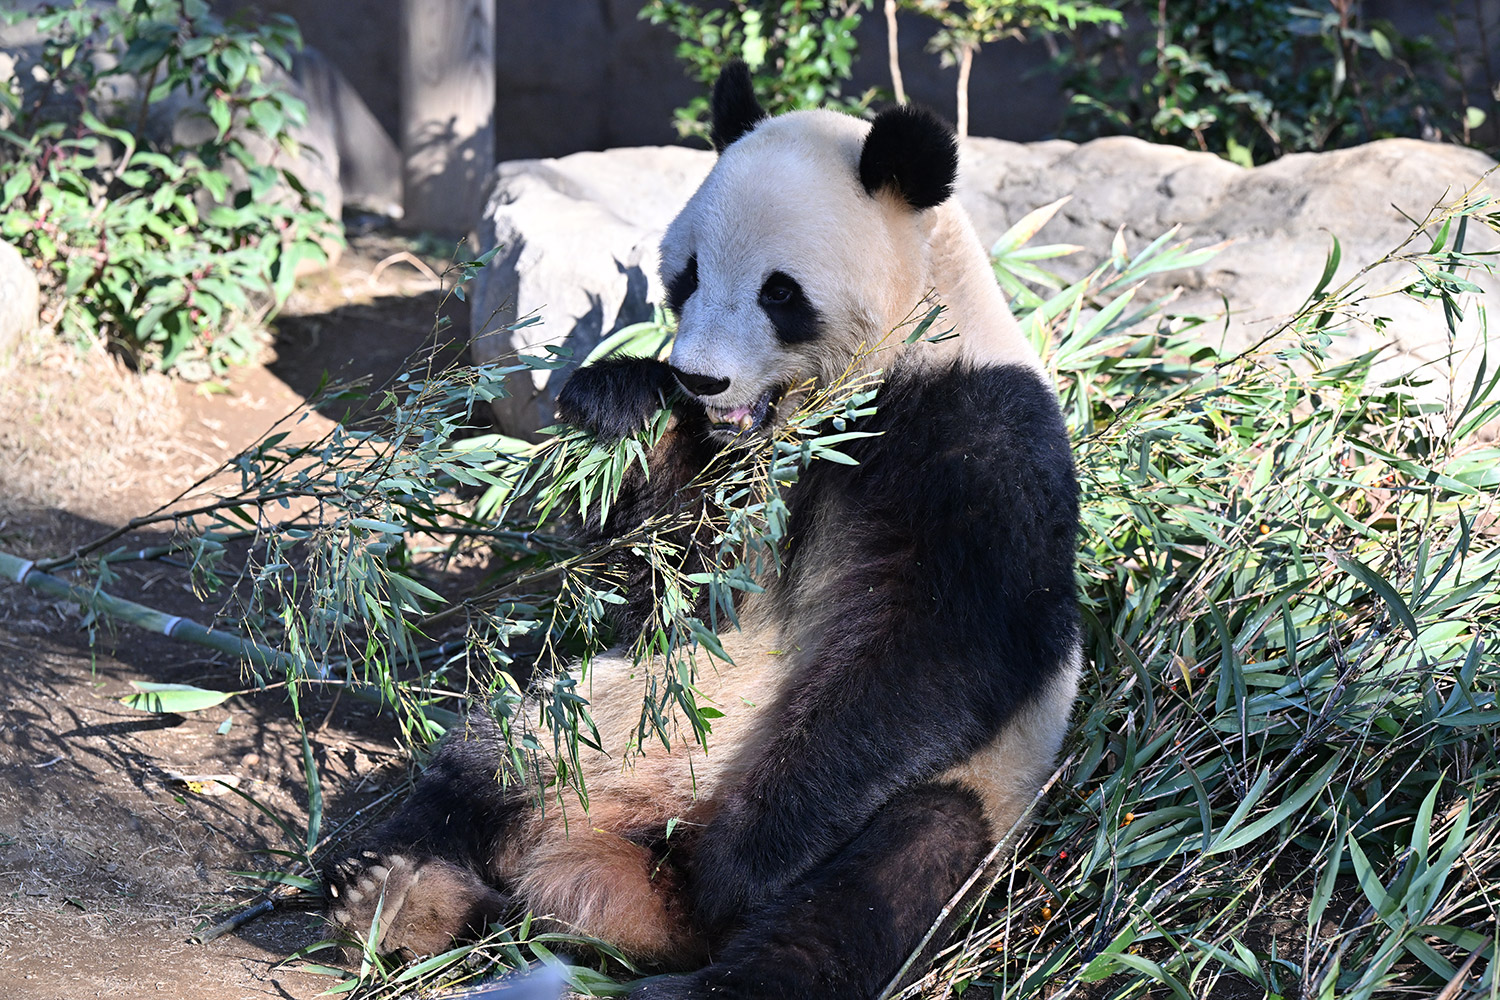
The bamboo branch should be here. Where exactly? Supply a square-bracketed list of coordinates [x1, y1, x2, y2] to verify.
[885, 0, 907, 104]
[192, 897, 277, 943]
[35, 489, 347, 572]
[3, 548, 310, 673]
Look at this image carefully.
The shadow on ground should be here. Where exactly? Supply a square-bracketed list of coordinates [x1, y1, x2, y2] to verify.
[0, 234, 484, 999]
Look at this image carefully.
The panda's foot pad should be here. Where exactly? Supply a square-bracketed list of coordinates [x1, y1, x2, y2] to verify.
[326, 852, 508, 957]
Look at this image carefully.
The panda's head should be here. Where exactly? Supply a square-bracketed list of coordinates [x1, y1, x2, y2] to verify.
[660, 62, 959, 438]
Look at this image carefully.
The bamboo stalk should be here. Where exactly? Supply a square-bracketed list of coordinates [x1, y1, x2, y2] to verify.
[0, 548, 460, 728]
[2, 548, 309, 673]
[885, 0, 907, 104]
[192, 897, 277, 943]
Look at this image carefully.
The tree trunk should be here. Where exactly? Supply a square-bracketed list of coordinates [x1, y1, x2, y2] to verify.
[400, 0, 495, 237]
[956, 43, 973, 139]
[885, 0, 906, 105]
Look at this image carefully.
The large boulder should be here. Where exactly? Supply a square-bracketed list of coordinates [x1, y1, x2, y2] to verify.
[0, 239, 40, 357]
[292, 47, 401, 218]
[471, 136, 1499, 438]
[958, 136, 1499, 379]
[470, 147, 714, 436]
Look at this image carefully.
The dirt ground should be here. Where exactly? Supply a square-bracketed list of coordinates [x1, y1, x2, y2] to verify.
[0, 234, 476, 999]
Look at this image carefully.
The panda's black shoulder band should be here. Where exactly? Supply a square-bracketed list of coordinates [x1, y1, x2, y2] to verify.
[710, 60, 768, 152]
[859, 104, 959, 210]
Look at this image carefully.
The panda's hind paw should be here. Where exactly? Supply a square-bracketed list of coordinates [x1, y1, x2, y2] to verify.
[324, 852, 509, 958]
[628, 971, 708, 1000]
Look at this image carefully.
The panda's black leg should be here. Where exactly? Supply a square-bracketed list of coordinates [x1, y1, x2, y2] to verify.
[322, 711, 520, 956]
[633, 782, 991, 1000]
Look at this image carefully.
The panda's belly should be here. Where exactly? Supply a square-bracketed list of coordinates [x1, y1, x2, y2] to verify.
[547, 615, 797, 831]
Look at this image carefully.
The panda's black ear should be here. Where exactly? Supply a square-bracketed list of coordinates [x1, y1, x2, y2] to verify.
[858, 104, 958, 210]
[710, 60, 767, 152]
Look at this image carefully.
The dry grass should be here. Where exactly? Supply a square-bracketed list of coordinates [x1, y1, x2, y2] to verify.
[0, 331, 186, 519]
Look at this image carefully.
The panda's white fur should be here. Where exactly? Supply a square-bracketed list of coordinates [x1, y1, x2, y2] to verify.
[325, 64, 1080, 1000]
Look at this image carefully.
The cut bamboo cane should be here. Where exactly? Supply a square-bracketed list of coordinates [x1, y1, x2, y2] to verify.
[2, 548, 306, 673]
[0, 548, 459, 728]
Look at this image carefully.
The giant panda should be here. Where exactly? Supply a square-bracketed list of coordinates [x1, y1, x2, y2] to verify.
[323, 62, 1081, 1000]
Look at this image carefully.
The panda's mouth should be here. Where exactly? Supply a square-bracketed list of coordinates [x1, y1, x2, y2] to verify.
[705, 385, 785, 438]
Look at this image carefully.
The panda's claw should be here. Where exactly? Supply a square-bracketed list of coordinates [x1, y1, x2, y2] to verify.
[322, 853, 510, 958]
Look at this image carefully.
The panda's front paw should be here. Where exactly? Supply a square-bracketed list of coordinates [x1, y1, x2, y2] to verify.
[556, 357, 679, 441]
[324, 852, 509, 957]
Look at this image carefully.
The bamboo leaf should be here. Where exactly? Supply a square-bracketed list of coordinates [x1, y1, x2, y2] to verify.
[1207, 756, 1339, 855]
[120, 681, 232, 714]
[1334, 554, 1420, 641]
[989, 195, 1072, 254]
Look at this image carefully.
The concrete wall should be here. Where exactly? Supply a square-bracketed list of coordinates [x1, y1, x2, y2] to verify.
[213, 0, 1082, 160]
[214, 0, 1499, 162]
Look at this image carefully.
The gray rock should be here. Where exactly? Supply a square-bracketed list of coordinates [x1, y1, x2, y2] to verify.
[959, 136, 1500, 383]
[292, 48, 401, 217]
[0, 239, 40, 356]
[469, 147, 714, 436]
[471, 136, 1499, 438]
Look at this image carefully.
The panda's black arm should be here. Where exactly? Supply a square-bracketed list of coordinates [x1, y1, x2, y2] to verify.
[556, 356, 693, 441]
[685, 363, 1081, 936]
[555, 356, 721, 636]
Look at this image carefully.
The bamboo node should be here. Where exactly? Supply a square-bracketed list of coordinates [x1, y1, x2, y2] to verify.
[160, 615, 185, 638]
[11, 559, 35, 584]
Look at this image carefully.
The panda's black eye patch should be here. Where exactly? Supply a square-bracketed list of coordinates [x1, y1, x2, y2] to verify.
[667, 255, 698, 315]
[758, 272, 799, 307]
[759, 271, 821, 344]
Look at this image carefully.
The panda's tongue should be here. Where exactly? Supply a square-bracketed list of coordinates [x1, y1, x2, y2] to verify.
[709, 388, 775, 432]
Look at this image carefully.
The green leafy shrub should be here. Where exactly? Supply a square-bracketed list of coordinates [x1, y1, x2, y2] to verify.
[0, 0, 341, 375]
[901, 0, 1122, 137]
[641, 0, 878, 142]
[1059, 0, 1473, 165]
[911, 189, 1500, 998]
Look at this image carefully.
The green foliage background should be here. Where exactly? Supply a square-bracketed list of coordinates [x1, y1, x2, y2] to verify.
[640, 0, 879, 141]
[645, 0, 1491, 163]
[0, 0, 341, 376]
[1058, 0, 1481, 166]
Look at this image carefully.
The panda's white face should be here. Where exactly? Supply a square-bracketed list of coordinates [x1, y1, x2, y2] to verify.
[659, 111, 933, 438]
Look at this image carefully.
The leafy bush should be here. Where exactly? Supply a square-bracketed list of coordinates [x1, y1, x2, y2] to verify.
[1058, 0, 1475, 165]
[901, 0, 1122, 137]
[31, 189, 1500, 995]
[0, 0, 341, 376]
[641, 0, 878, 142]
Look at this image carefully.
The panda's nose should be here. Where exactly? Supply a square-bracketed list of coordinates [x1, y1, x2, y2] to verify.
[672, 368, 731, 397]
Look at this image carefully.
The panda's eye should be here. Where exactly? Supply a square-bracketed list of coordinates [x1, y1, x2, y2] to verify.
[667, 255, 698, 315]
[759, 272, 801, 309]
[759, 270, 822, 344]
